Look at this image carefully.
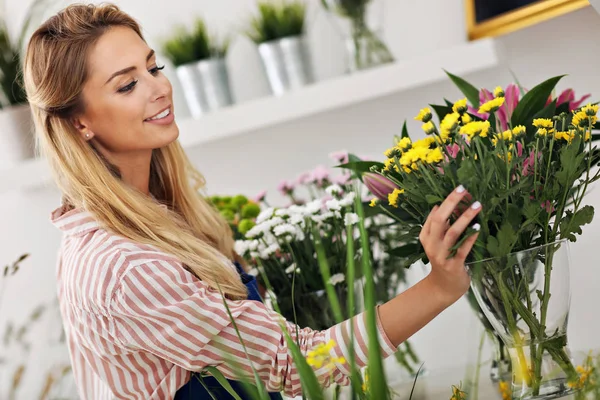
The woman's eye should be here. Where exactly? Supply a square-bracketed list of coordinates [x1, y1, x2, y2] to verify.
[118, 80, 138, 93]
[149, 65, 165, 76]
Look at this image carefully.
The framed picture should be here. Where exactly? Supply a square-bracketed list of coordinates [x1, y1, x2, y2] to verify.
[465, 0, 589, 40]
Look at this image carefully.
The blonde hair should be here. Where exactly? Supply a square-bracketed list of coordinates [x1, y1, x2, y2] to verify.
[23, 3, 247, 299]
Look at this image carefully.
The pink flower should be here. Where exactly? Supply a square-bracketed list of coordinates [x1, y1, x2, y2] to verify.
[516, 142, 523, 157]
[277, 180, 295, 195]
[253, 190, 267, 203]
[295, 172, 311, 185]
[310, 165, 330, 186]
[329, 150, 349, 165]
[522, 149, 542, 176]
[551, 88, 591, 112]
[363, 173, 398, 201]
[469, 84, 520, 131]
[330, 174, 350, 185]
[541, 200, 554, 213]
[446, 143, 461, 160]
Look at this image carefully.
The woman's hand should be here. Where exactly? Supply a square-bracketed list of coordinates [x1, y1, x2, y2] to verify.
[420, 185, 481, 305]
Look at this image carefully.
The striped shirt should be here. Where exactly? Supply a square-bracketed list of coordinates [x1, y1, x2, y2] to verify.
[51, 205, 398, 400]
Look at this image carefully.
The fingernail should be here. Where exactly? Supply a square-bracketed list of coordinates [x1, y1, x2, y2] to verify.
[472, 223, 481, 231]
[456, 185, 466, 193]
[471, 201, 482, 210]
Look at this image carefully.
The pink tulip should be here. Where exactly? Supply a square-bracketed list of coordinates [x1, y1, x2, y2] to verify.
[446, 143, 461, 160]
[363, 173, 399, 201]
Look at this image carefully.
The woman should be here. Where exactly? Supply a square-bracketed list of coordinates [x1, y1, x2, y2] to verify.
[23, 4, 482, 400]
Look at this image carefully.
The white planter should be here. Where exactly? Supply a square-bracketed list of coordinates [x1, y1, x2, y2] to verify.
[0, 104, 35, 169]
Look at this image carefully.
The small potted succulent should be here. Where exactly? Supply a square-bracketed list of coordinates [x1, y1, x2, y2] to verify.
[163, 18, 233, 118]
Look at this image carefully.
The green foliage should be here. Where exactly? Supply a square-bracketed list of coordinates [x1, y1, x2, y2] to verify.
[247, 1, 306, 44]
[207, 194, 259, 240]
[320, 0, 370, 20]
[163, 18, 228, 67]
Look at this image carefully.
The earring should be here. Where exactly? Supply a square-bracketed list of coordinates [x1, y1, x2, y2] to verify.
[85, 133, 90, 139]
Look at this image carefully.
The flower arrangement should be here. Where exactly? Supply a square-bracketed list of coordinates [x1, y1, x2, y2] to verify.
[162, 18, 229, 67]
[344, 72, 600, 398]
[232, 156, 421, 376]
[246, 0, 307, 44]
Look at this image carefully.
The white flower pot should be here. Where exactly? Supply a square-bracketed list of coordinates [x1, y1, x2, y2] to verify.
[0, 104, 35, 168]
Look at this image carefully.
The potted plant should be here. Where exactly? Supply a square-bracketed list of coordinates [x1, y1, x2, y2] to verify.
[0, 0, 52, 168]
[246, 0, 314, 95]
[162, 18, 233, 118]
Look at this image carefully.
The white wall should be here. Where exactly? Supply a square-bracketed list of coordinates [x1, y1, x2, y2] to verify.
[2, 0, 600, 398]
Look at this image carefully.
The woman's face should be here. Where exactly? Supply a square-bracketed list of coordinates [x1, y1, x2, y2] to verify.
[74, 26, 178, 162]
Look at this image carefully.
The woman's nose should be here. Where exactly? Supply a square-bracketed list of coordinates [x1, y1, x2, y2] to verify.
[150, 76, 170, 102]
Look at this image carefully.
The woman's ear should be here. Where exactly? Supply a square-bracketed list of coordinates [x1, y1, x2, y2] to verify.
[71, 117, 94, 141]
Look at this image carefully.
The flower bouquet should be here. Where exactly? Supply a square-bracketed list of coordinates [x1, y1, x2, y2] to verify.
[343, 73, 600, 399]
[234, 158, 421, 376]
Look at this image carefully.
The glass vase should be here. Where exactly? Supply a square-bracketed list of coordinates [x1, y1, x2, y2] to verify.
[466, 240, 580, 400]
[322, 0, 394, 72]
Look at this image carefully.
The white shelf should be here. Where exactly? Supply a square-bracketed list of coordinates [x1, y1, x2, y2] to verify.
[0, 38, 499, 194]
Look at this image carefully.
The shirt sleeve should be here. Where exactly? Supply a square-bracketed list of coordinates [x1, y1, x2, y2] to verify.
[109, 260, 397, 397]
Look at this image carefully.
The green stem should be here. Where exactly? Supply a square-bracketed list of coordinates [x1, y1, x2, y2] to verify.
[471, 328, 486, 400]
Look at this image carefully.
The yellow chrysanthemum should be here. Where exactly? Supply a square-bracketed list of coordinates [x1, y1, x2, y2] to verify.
[461, 114, 472, 124]
[384, 158, 395, 172]
[422, 121, 436, 134]
[388, 188, 404, 208]
[425, 147, 444, 164]
[555, 130, 575, 143]
[397, 137, 412, 150]
[492, 129, 513, 146]
[572, 111, 587, 127]
[440, 112, 460, 135]
[533, 118, 554, 129]
[369, 198, 378, 207]
[537, 128, 548, 136]
[512, 125, 526, 136]
[414, 107, 432, 122]
[412, 136, 436, 149]
[498, 381, 511, 400]
[306, 340, 346, 370]
[568, 364, 593, 389]
[582, 103, 599, 117]
[494, 86, 505, 98]
[384, 146, 401, 158]
[459, 121, 491, 139]
[478, 97, 505, 114]
[452, 98, 468, 114]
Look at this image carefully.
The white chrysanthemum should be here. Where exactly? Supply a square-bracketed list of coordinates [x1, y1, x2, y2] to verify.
[325, 184, 343, 196]
[234, 240, 249, 255]
[250, 251, 260, 258]
[328, 273, 345, 286]
[275, 208, 290, 217]
[344, 213, 359, 226]
[288, 204, 306, 215]
[260, 243, 280, 259]
[285, 263, 301, 274]
[339, 192, 356, 207]
[305, 199, 322, 214]
[256, 207, 275, 224]
[244, 225, 263, 239]
[247, 240, 260, 251]
[273, 224, 296, 237]
[247, 267, 263, 276]
[311, 212, 335, 223]
[325, 199, 341, 212]
[290, 213, 306, 227]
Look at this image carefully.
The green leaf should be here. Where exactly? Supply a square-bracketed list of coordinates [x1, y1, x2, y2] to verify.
[445, 70, 481, 108]
[486, 223, 518, 258]
[425, 194, 443, 204]
[559, 205, 594, 241]
[430, 103, 453, 122]
[401, 120, 409, 139]
[201, 367, 244, 400]
[388, 243, 422, 258]
[337, 160, 384, 175]
[511, 76, 564, 127]
[532, 99, 557, 122]
[313, 226, 344, 324]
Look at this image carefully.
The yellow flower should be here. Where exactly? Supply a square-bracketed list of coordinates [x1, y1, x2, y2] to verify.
[498, 381, 511, 400]
[494, 86, 505, 98]
[533, 118, 554, 129]
[582, 103, 599, 117]
[388, 188, 404, 208]
[412, 136, 436, 149]
[397, 137, 412, 150]
[568, 364, 593, 389]
[492, 129, 513, 146]
[384, 146, 401, 158]
[572, 111, 587, 127]
[478, 97, 505, 114]
[384, 158, 394, 172]
[369, 198, 378, 207]
[452, 98, 468, 114]
[306, 340, 346, 370]
[459, 121, 490, 139]
[414, 107, 432, 122]
[512, 125, 526, 136]
[440, 113, 460, 137]
[426, 147, 444, 164]
[555, 130, 575, 143]
[450, 384, 467, 400]
[403, 165, 412, 173]
[461, 113, 472, 124]
[422, 121, 436, 134]
[537, 127, 549, 136]
[585, 130, 592, 141]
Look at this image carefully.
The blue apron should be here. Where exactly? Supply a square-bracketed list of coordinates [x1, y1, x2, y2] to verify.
[174, 262, 284, 400]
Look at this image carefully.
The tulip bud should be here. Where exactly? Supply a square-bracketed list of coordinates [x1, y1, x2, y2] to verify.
[363, 173, 399, 201]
